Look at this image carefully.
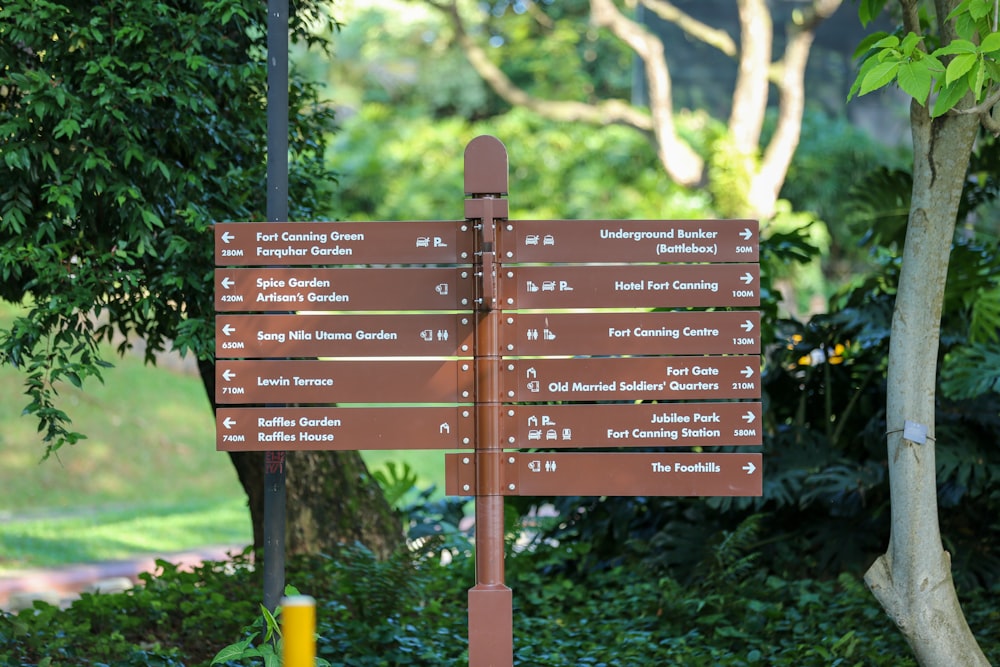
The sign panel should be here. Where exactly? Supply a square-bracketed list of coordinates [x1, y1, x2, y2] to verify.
[445, 453, 763, 497]
[214, 267, 474, 312]
[216, 359, 473, 404]
[505, 356, 760, 402]
[216, 313, 475, 359]
[504, 219, 758, 264]
[504, 311, 760, 357]
[216, 406, 474, 451]
[503, 264, 759, 309]
[502, 402, 763, 448]
[215, 221, 472, 266]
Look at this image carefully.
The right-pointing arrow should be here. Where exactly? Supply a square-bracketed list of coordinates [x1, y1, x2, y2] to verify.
[743, 462, 756, 475]
[743, 411, 756, 424]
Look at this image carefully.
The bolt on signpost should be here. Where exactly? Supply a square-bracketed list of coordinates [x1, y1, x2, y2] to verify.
[213, 136, 761, 666]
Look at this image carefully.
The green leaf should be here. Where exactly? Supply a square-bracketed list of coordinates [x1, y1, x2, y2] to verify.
[41, 151, 59, 175]
[122, 146, 144, 169]
[3, 148, 25, 170]
[852, 31, 891, 60]
[935, 38, 978, 58]
[53, 117, 81, 139]
[64, 371, 82, 389]
[969, 0, 993, 20]
[260, 603, 281, 642]
[858, 0, 887, 27]
[211, 634, 257, 664]
[980, 32, 1000, 53]
[946, 52, 978, 87]
[941, 344, 1000, 399]
[946, 0, 973, 22]
[954, 11, 980, 41]
[872, 34, 901, 50]
[973, 59, 987, 99]
[969, 286, 1000, 344]
[860, 60, 901, 96]
[898, 61, 933, 103]
[899, 32, 924, 57]
[932, 81, 969, 117]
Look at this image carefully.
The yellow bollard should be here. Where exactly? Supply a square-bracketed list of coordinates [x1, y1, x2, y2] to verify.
[281, 595, 316, 666]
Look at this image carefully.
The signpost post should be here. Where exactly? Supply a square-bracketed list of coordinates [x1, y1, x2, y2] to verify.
[214, 135, 761, 666]
[263, 0, 289, 612]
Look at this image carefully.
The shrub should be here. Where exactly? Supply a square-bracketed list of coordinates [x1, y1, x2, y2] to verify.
[3, 537, 997, 666]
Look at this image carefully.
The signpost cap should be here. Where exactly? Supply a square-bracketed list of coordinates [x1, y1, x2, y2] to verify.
[464, 135, 508, 197]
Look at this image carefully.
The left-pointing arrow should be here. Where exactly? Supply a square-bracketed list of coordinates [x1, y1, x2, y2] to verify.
[222, 324, 236, 336]
[223, 417, 236, 429]
[222, 369, 236, 381]
[742, 462, 756, 474]
[220, 277, 234, 289]
[221, 231, 234, 243]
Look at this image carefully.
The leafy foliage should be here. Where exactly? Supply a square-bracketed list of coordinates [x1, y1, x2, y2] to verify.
[2, 528, 998, 666]
[849, 0, 1000, 117]
[780, 111, 910, 282]
[329, 106, 712, 223]
[0, 0, 337, 455]
[211, 587, 331, 667]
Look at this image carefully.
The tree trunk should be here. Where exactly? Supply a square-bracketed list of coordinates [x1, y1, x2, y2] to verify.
[862, 97, 988, 665]
[729, 0, 771, 156]
[743, 0, 843, 219]
[197, 359, 402, 559]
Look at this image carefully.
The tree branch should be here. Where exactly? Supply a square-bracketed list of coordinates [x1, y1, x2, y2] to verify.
[982, 100, 1000, 135]
[589, 0, 704, 184]
[729, 0, 772, 156]
[749, 0, 843, 218]
[949, 86, 1000, 116]
[437, 0, 654, 130]
[639, 0, 737, 57]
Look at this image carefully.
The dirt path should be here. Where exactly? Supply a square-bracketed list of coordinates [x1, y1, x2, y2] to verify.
[0, 545, 244, 611]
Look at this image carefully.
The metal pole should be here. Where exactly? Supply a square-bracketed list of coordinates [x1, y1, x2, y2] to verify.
[464, 136, 513, 667]
[263, 0, 289, 613]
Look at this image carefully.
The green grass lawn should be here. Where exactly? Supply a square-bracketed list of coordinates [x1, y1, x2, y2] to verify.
[0, 303, 440, 571]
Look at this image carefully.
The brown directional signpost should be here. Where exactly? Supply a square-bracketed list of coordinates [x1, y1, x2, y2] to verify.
[214, 136, 761, 666]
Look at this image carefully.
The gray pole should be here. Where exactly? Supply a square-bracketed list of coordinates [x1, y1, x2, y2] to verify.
[264, 0, 289, 613]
